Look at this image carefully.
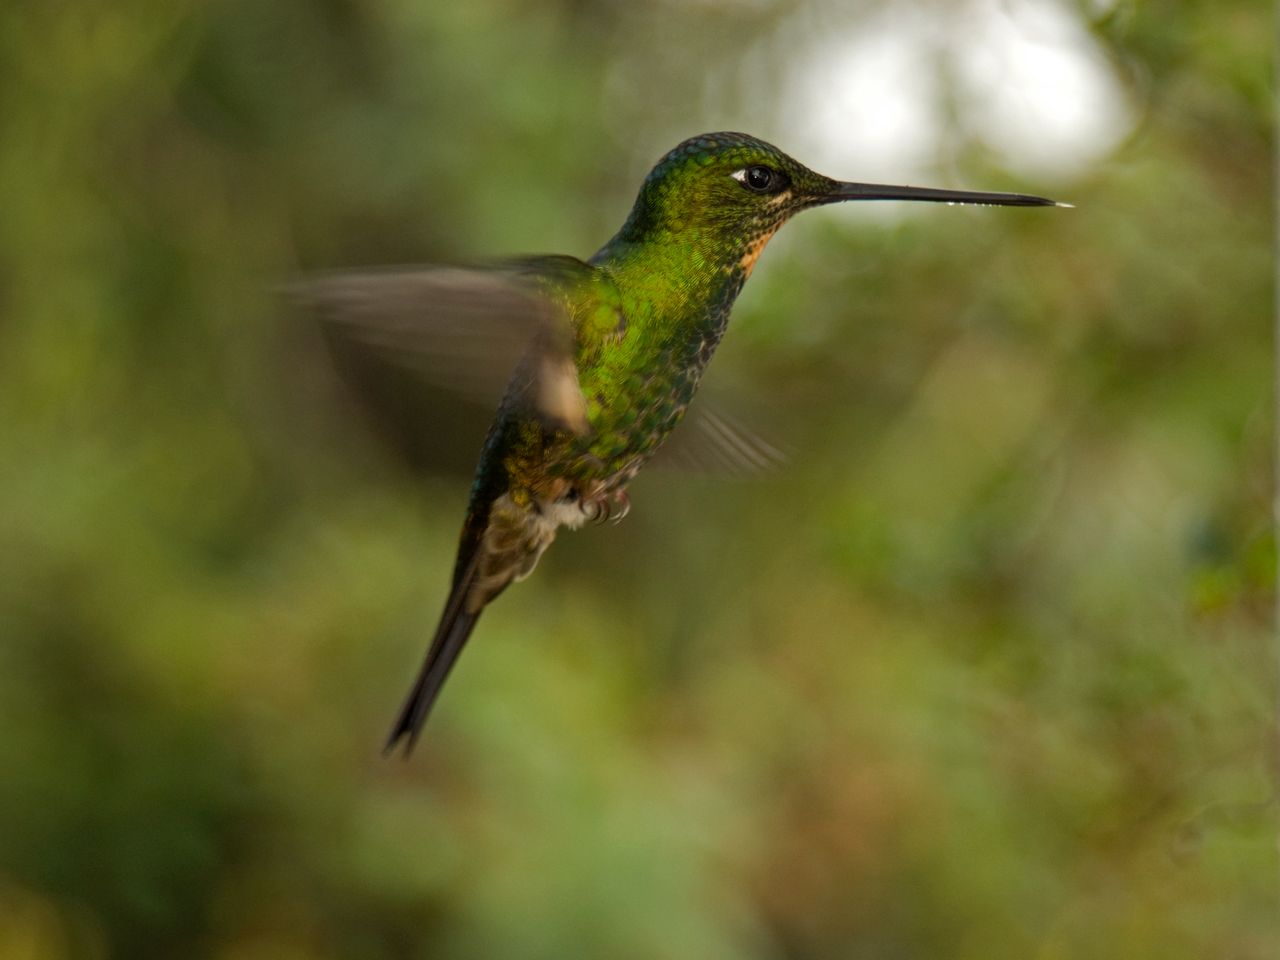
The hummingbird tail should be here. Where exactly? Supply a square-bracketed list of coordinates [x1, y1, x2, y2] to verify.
[383, 491, 546, 756]
[384, 590, 482, 757]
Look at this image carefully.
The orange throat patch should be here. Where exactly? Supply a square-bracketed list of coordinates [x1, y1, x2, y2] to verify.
[739, 227, 780, 279]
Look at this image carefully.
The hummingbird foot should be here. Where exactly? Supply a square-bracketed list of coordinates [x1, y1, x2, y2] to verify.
[583, 488, 630, 525]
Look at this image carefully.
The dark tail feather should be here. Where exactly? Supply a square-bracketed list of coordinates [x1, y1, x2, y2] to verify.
[384, 580, 483, 757]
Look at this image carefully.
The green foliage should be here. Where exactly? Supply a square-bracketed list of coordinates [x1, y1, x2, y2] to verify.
[0, 1, 1272, 957]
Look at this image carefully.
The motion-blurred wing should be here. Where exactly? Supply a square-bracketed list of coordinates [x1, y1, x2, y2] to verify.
[290, 266, 585, 432]
[656, 398, 790, 476]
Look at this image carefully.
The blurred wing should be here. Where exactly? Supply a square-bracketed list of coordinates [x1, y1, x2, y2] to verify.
[289, 266, 585, 432]
[656, 398, 790, 477]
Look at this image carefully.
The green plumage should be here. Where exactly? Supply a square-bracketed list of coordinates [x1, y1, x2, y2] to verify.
[497, 137, 837, 502]
[299, 131, 1059, 754]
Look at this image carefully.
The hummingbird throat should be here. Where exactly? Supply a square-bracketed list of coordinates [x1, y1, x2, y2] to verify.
[738, 225, 781, 279]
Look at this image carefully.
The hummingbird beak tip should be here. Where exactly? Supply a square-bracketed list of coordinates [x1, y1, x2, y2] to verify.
[1054, 201, 1076, 209]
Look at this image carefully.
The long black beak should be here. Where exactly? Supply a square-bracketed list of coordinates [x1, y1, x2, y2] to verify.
[824, 181, 1064, 207]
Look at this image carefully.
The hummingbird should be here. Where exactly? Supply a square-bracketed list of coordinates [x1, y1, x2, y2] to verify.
[299, 132, 1060, 755]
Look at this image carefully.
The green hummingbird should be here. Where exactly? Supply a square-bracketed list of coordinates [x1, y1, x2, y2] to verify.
[301, 132, 1060, 755]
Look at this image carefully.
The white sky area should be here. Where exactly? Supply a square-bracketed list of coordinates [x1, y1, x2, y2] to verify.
[785, 0, 1133, 185]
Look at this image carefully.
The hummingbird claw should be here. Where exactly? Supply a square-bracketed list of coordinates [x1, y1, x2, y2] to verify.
[583, 489, 631, 525]
[610, 490, 630, 523]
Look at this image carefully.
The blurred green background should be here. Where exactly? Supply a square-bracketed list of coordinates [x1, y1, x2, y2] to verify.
[0, 0, 1273, 957]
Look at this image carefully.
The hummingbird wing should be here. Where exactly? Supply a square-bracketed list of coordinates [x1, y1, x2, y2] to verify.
[289, 265, 587, 449]
[655, 399, 790, 476]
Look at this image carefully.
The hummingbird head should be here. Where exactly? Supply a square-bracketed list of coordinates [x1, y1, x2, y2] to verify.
[606, 131, 1058, 279]
[611, 133, 831, 268]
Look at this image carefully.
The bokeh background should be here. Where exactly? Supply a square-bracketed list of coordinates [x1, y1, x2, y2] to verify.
[0, 0, 1274, 957]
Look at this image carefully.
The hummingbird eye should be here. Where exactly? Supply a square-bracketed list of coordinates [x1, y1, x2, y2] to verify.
[733, 165, 787, 195]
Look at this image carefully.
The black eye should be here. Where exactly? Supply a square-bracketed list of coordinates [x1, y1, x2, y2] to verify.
[740, 164, 784, 194]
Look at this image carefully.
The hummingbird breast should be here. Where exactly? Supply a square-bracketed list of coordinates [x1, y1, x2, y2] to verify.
[569, 304, 732, 485]
[501, 252, 747, 529]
